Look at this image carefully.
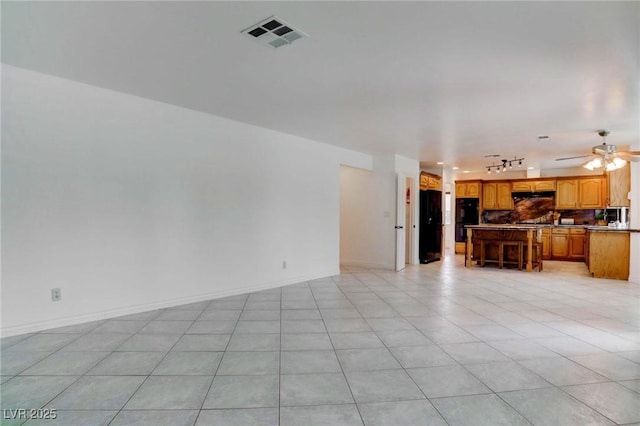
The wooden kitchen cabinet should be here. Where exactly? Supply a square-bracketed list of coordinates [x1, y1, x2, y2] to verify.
[512, 180, 556, 192]
[541, 228, 551, 260]
[533, 180, 556, 192]
[551, 228, 569, 258]
[512, 181, 533, 192]
[568, 228, 586, 259]
[607, 166, 630, 207]
[455, 181, 481, 198]
[483, 183, 497, 209]
[556, 177, 606, 209]
[556, 179, 578, 209]
[578, 177, 606, 208]
[421, 173, 442, 191]
[584, 230, 590, 268]
[550, 227, 585, 260]
[483, 182, 512, 210]
[588, 231, 630, 280]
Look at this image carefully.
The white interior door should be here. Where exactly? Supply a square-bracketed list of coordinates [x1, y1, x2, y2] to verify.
[395, 173, 406, 271]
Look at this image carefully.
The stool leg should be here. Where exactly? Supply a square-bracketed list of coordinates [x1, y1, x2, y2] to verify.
[518, 242, 523, 270]
[538, 245, 543, 271]
[480, 241, 485, 267]
[499, 242, 504, 269]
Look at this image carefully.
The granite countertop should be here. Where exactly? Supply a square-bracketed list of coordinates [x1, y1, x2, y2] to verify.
[586, 226, 640, 233]
[466, 224, 640, 232]
[465, 224, 546, 230]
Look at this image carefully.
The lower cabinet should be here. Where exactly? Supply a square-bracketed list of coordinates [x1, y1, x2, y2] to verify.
[550, 227, 585, 261]
[541, 228, 551, 260]
[551, 229, 569, 258]
[587, 231, 630, 280]
[568, 229, 586, 259]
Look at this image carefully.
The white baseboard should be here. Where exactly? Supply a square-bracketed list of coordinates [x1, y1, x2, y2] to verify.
[1, 269, 338, 338]
[628, 273, 640, 284]
[340, 259, 395, 270]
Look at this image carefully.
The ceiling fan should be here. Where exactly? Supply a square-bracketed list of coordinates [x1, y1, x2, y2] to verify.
[555, 130, 640, 171]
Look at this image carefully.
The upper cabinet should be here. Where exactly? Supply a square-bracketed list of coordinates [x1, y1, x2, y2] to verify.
[556, 179, 579, 209]
[608, 166, 630, 207]
[455, 181, 481, 198]
[556, 176, 607, 209]
[420, 173, 442, 191]
[483, 182, 513, 210]
[578, 177, 607, 208]
[511, 180, 556, 192]
[458, 174, 612, 211]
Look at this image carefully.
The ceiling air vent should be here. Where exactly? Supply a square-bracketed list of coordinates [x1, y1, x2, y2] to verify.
[241, 16, 307, 49]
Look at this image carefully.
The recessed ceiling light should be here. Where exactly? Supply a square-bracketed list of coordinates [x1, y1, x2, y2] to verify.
[527, 166, 535, 170]
[241, 16, 307, 49]
[452, 166, 459, 170]
[436, 161, 444, 165]
[463, 170, 470, 173]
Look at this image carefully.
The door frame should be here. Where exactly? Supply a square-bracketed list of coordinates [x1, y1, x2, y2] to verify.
[395, 173, 407, 271]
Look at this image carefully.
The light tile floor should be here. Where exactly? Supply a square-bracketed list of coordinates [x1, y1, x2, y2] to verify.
[1, 256, 640, 425]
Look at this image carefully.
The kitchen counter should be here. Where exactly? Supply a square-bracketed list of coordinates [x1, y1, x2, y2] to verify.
[587, 230, 631, 280]
[586, 226, 640, 233]
[464, 225, 543, 272]
[475, 224, 640, 232]
[466, 224, 546, 230]
[466, 224, 636, 280]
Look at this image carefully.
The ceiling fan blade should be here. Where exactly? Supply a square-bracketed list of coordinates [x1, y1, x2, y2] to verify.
[555, 155, 591, 161]
[617, 151, 640, 156]
[618, 154, 640, 162]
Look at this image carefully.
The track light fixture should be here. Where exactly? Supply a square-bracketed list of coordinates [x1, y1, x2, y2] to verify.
[485, 157, 525, 174]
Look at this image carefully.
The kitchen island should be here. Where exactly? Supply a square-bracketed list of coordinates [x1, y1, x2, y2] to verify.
[465, 224, 639, 280]
[465, 224, 545, 272]
[585, 227, 639, 280]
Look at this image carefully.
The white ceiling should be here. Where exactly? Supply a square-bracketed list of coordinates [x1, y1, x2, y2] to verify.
[2, 1, 639, 173]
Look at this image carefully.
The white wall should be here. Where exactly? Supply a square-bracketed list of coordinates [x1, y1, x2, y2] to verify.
[339, 155, 420, 270]
[1, 66, 371, 336]
[339, 164, 395, 269]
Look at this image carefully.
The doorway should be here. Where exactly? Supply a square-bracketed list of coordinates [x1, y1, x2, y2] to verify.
[396, 174, 418, 271]
[405, 177, 413, 265]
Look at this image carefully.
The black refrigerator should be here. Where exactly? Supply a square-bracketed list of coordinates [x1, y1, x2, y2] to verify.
[419, 189, 443, 263]
[455, 198, 479, 244]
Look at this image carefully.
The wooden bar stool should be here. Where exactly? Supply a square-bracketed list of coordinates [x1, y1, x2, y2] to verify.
[524, 242, 543, 271]
[501, 240, 524, 270]
[533, 242, 543, 271]
[479, 240, 500, 267]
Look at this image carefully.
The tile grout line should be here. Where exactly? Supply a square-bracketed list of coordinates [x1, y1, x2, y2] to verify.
[191, 295, 247, 426]
[105, 307, 200, 425]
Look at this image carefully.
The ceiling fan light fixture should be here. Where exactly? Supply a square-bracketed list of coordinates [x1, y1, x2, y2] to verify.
[582, 156, 626, 171]
[583, 157, 603, 170]
[606, 157, 627, 171]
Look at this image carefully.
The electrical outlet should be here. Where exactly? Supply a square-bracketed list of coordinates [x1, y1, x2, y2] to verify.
[282, 260, 287, 269]
[51, 288, 61, 302]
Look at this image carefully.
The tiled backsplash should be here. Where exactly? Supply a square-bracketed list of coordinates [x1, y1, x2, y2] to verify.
[483, 206, 628, 225]
[556, 210, 595, 225]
